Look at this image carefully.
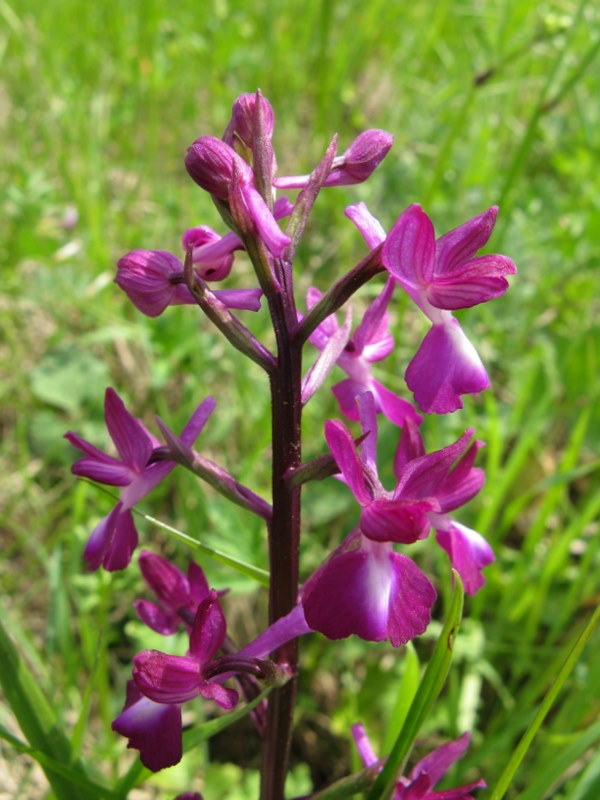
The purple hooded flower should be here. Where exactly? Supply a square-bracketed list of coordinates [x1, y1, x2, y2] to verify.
[382, 205, 516, 414]
[325, 392, 492, 593]
[305, 279, 421, 427]
[134, 551, 215, 635]
[274, 129, 393, 189]
[65, 390, 215, 571]
[181, 226, 241, 281]
[115, 249, 263, 317]
[352, 726, 486, 800]
[302, 528, 436, 646]
[133, 590, 239, 710]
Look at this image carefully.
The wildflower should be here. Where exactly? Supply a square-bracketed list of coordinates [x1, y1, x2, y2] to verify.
[352, 725, 486, 800]
[134, 550, 214, 635]
[325, 392, 492, 593]
[274, 129, 393, 189]
[382, 205, 516, 413]
[65, 390, 215, 570]
[115, 250, 262, 317]
[305, 279, 421, 427]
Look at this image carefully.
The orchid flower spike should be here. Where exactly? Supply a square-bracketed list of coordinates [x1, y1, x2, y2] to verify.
[352, 725, 486, 800]
[382, 204, 516, 413]
[65, 390, 215, 571]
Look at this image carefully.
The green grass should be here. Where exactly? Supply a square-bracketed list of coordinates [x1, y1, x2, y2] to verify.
[1, 0, 600, 797]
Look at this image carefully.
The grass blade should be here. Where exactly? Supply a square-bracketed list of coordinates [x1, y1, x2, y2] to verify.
[486, 603, 600, 800]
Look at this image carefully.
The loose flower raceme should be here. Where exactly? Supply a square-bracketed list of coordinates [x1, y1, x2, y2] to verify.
[65, 390, 215, 570]
[352, 725, 486, 800]
[68, 91, 514, 793]
[382, 204, 516, 414]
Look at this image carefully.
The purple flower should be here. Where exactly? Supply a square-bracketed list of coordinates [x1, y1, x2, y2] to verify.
[133, 590, 239, 710]
[324, 392, 492, 593]
[382, 205, 516, 414]
[181, 226, 240, 281]
[302, 528, 436, 646]
[222, 91, 277, 181]
[115, 250, 263, 317]
[274, 129, 393, 189]
[352, 725, 486, 800]
[65, 390, 215, 571]
[185, 137, 290, 257]
[112, 681, 182, 772]
[134, 550, 214, 635]
[305, 279, 421, 427]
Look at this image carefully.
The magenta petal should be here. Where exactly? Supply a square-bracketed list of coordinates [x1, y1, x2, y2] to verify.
[435, 206, 498, 275]
[353, 278, 395, 359]
[395, 429, 475, 501]
[387, 553, 436, 647]
[406, 318, 489, 414]
[331, 379, 363, 421]
[436, 442, 485, 512]
[303, 546, 391, 642]
[134, 599, 180, 635]
[83, 505, 120, 571]
[112, 693, 182, 772]
[188, 561, 211, 605]
[324, 419, 372, 505]
[241, 184, 291, 257]
[178, 396, 216, 447]
[69, 452, 133, 486]
[410, 732, 471, 786]
[382, 205, 436, 287]
[302, 307, 352, 405]
[102, 508, 139, 571]
[134, 651, 201, 704]
[115, 250, 183, 317]
[239, 604, 313, 660]
[351, 723, 379, 768]
[104, 388, 154, 471]
[371, 380, 422, 428]
[345, 202, 387, 249]
[361, 498, 433, 543]
[189, 592, 227, 663]
[139, 550, 190, 609]
[198, 681, 239, 711]
[426, 255, 516, 310]
[393, 418, 426, 477]
[436, 521, 494, 595]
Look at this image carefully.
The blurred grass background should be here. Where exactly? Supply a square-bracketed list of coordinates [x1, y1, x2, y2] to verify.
[1, 0, 600, 797]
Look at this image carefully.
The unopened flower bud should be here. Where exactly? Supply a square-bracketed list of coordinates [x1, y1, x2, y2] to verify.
[185, 136, 254, 199]
[326, 129, 393, 186]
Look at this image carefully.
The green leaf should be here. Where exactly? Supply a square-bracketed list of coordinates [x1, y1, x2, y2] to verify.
[0, 610, 96, 799]
[366, 574, 464, 800]
[0, 724, 115, 799]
